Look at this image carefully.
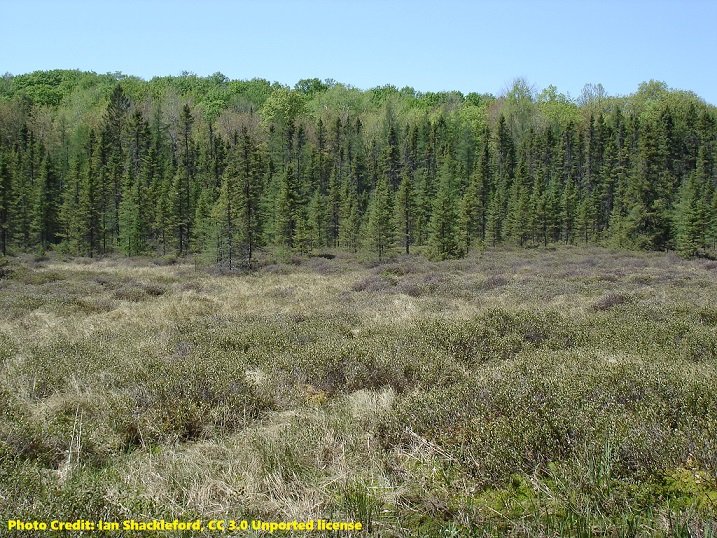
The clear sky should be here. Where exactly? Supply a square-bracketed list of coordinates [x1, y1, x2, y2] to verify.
[2, 0, 716, 104]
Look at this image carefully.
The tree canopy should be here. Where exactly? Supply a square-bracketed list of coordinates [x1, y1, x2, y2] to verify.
[0, 70, 715, 263]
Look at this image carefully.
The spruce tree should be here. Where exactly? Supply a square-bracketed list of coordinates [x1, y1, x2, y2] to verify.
[118, 172, 145, 256]
[326, 168, 341, 247]
[236, 129, 263, 266]
[394, 170, 416, 254]
[79, 132, 104, 257]
[192, 187, 214, 257]
[505, 156, 530, 246]
[486, 180, 507, 247]
[673, 173, 704, 257]
[459, 162, 486, 251]
[58, 158, 84, 254]
[0, 151, 11, 255]
[154, 168, 177, 256]
[307, 190, 327, 251]
[211, 168, 238, 269]
[11, 138, 33, 249]
[624, 118, 672, 250]
[561, 175, 577, 243]
[364, 177, 394, 260]
[31, 154, 60, 252]
[544, 175, 561, 244]
[103, 84, 130, 247]
[339, 174, 361, 253]
[275, 165, 301, 250]
[428, 162, 461, 259]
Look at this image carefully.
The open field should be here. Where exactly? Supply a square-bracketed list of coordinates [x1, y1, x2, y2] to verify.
[1, 247, 717, 536]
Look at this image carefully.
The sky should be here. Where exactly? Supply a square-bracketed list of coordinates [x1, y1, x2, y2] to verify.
[2, 0, 716, 104]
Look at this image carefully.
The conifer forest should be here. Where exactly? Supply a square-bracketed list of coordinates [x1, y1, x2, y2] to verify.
[1, 71, 716, 263]
[2, 71, 717, 537]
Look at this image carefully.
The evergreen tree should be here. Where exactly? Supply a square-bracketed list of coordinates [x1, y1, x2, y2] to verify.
[154, 167, 177, 256]
[58, 158, 85, 255]
[103, 84, 130, 246]
[0, 151, 11, 255]
[192, 186, 214, 256]
[459, 146, 489, 251]
[544, 175, 562, 243]
[505, 156, 530, 245]
[364, 177, 394, 260]
[673, 173, 705, 257]
[11, 136, 34, 248]
[0, 71, 715, 261]
[485, 184, 504, 247]
[236, 129, 263, 266]
[31, 154, 60, 251]
[394, 170, 416, 254]
[211, 167, 238, 269]
[428, 162, 461, 259]
[79, 132, 105, 257]
[118, 171, 145, 256]
[326, 168, 341, 247]
[561, 175, 578, 243]
[339, 174, 361, 253]
[275, 165, 301, 250]
[307, 190, 327, 251]
[624, 118, 672, 249]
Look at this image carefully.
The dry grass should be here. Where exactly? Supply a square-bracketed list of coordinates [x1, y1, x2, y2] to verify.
[1, 247, 717, 536]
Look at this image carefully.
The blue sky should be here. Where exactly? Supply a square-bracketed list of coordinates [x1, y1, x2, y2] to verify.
[2, 0, 716, 104]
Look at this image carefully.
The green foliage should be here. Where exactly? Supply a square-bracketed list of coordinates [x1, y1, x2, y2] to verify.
[0, 71, 716, 260]
[364, 177, 395, 260]
[261, 87, 306, 128]
[394, 171, 417, 254]
[2, 248, 717, 534]
[428, 162, 461, 260]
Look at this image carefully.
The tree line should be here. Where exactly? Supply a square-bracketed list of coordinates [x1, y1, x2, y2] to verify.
[0, 70, 715, 264]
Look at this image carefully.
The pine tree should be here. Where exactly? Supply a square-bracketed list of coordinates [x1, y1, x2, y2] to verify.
[275, 165, 301, 250]
[544, 175, 561, 244]
[293, 204, 313, 255]
[103, 84, 130, 247]
[414, 168, 434, 246]
[383, 123, 401, 189]
[459, 163, 486, 251]
[575, 192, 593, 244]
[476, 132, 491, 240]
[339, 174, 361, 253]
[1, 72, 715, 263]
[118, 171, 145, 256]
[0, 151, 11, 255]
[236, 129, 263, 266]
[673, 172, 709, 257]
[77, 132, 105, 257]
[326, 168, 341, 247]
[211, 168, 238, 269]
[31, 153, 60, 251]
[505, 156, 530, 245]
[174, 104, 196, 255]
[58, 158, 85, 254]
[11, 134, 34, 249]
[154, 167, 177, 256]
[307, 190, 327, 251]
[624, 118, 672, 249]
[561, 175, 578, 243]
[496, 115, 515, 185]
[428, 162, 461, 259]
[529, 172, 548, 246]
[394, 170, 416, 254]
[364, 177, 394, 260]
[192, 186, 214, 256]
[709, 186, 717, 250]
